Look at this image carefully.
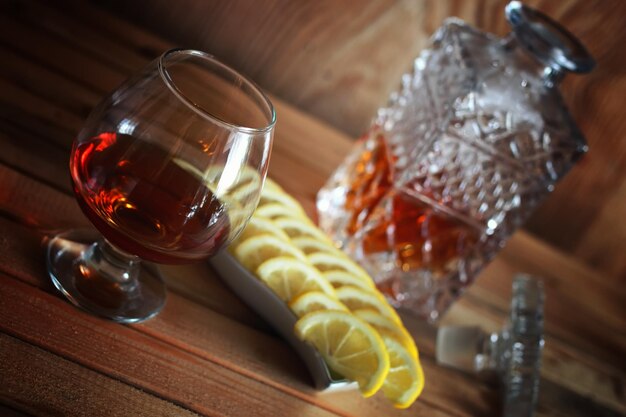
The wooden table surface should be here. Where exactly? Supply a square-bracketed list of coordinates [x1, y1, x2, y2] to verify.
[0, 1, 624, 416]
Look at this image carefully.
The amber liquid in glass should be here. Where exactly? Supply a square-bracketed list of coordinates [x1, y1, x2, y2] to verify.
[71, 132, 230, 264]
[345, 131, 480, 299]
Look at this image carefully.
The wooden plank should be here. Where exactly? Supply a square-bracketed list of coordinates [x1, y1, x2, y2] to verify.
[0, 161, 495, 415]
[13, 0, 150, 74]
[537, 379, 625, 417]
[0, 403, 33, 417]
[159, 263, 272, 330]
[0, 276, 344, 417]
[0, 333, 201, 417]
[0, 164, 88, 231]
[0, 103, 74, 151]
[0, 129, 70, 193]
[573, 177, 626, 280]
[272, 102, 354, 177]
[0, 12, 126, 94]
[51, 0, 172, 59]
[0, 76, 84, 135]
[89, 0, 424, 137]
[0, 45, 100, 117]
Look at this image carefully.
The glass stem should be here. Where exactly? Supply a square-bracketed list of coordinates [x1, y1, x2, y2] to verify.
[82, 238, 141, 290]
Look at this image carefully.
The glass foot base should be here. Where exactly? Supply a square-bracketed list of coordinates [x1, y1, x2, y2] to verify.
[47, 229, 166, 323]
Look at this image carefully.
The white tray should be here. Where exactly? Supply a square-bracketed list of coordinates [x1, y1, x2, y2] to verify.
[209, 251, 358, 393]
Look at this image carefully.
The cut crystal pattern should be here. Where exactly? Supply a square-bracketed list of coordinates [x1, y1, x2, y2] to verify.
[317, 19, 587, 320]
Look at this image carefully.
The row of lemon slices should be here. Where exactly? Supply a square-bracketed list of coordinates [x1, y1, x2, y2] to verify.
[229, 178, 424, 409]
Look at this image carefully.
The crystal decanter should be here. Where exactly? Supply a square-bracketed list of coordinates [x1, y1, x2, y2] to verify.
[317, 2, 594, 321]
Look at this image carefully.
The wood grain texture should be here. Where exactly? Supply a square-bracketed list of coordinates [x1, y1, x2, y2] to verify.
[0, 169, 618, 416]
[97, 0, 425, 138]
[98, 0, 626, 284]
[0, 334, 201, 417]
[0, 164, 496, 417]
[0, 0, 624, 415]
[0, 404, 32, 417]
[0, 275, 345, 417]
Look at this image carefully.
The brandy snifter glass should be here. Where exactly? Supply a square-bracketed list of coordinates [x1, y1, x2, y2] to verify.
[47, 49, 275, 323]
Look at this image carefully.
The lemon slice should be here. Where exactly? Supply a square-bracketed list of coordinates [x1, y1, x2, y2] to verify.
[295, 310, 390, 397]
[260, 187, 306, 214]
[163, 168, 253, 242]
[255, 203, 309, 221]
[227, 209, 251, 240]
[263, 177, 285, 193]
[173, 158, 207, 180]
[289, 291, 348, 317]
[353, 309, 417, 358]
[323, 270, 376, 291]
[230, 179, 261, 204]
[226, 166, 262, 188]
[290, 236, 343, 256]
[335, 286, 402, 325]
[212, 194, 247, 240]
[233, 235, 307, 272]
[273, 217, 333, 243]
[256, 257, 336, 303]
[307, 252, 371, 282]
[381, 336, 424, 409]
[205, 165, 261, 195]
[234, 217, 290, 245]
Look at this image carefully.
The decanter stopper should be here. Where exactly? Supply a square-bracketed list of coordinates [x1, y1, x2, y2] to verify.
[505, 1, 595, 86]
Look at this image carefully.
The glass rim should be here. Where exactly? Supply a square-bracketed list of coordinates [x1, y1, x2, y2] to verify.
[158, 48, 277, 134]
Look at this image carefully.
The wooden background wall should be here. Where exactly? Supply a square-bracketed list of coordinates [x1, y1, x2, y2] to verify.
[99, 0, 626, 283]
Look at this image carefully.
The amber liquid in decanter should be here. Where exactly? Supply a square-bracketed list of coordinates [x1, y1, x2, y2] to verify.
[344, 130, 481, 299]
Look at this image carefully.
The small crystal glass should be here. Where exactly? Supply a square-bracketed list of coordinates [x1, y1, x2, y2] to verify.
[317, 2, 594, 321]
[437, 275, 545, 417]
